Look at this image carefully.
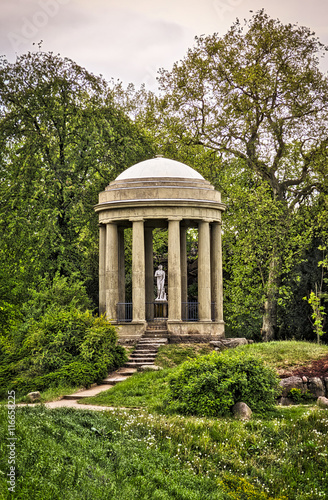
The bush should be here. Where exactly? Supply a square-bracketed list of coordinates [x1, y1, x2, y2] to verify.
[165, 351, 281, 416]
[288, 388, 315, 404]
[1, 309, 127, 397]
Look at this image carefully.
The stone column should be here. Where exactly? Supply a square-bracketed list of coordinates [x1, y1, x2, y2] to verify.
[132, 218, 146, 323]
[99, 224, 106, 316]
[168, 218, 181, 321]
[198, 220, 212, 321]
[145, 226, 154, 321]
[180, 224, 188, 320]
[118, 227, 125, 304]
[105, 222, 119, 321]
[211, 222, 223, 322]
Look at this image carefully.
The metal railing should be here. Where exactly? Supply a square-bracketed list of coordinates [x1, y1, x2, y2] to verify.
[116, 302, 133, 323]
[116, 301, 214, 323]
[182, 302, 199, 322]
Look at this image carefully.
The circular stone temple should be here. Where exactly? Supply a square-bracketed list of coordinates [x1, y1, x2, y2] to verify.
[94, 157, 226, 341]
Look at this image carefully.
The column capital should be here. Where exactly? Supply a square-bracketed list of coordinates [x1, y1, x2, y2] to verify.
[129, 217, 144, 222]
[168, 216, 183, 222]
[199, 218, 213, 223]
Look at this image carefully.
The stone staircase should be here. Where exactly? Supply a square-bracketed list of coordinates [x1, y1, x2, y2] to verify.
[124, 331, 168, 369]
[62, 330, 168, 400]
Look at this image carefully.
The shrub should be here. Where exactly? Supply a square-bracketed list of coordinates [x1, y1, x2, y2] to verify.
[1, 310, 127, 397]
[288, 388, 316, 404]
[165, 351, 281, 416]
[219, 475, 287, 500]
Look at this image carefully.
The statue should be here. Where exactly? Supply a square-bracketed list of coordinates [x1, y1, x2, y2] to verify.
[155, 265, 166, 301]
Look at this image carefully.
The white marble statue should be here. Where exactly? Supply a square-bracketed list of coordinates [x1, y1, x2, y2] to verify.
[155, 265, 167, 301]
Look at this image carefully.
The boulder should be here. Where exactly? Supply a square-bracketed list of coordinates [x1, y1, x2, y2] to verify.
[210, 338, 251, 351]
[138, 365, 163, 372]
[324, 377, 328, 395]
[232, 402, 252, 421]
[317, 396, 328, 409]
[279, 376, 304, 397]
[278, 397, 294, 406]
[308, 377, 325, 398]
[27, 391, 41, 403]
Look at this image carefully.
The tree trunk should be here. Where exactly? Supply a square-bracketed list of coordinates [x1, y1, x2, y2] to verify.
[261, 251, 280, 342]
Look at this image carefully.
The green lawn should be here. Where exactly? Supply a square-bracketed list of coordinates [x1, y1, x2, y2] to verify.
[80, 340, 328, 409]
[81, 369, 170, 409]
[2, 341, 328, 499]
[1, 403, 327, 499]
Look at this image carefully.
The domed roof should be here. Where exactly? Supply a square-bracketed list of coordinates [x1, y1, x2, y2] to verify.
[115, 157, 204, 181]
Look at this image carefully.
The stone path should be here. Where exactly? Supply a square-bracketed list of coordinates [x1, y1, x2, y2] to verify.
[18, 334, 168, 411]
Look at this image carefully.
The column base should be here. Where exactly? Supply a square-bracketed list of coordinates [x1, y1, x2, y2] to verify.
[116, 321, 146, 343]
[167, 321, 225, 337]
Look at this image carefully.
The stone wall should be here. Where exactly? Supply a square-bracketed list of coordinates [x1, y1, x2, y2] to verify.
[278, 375, 328, 405]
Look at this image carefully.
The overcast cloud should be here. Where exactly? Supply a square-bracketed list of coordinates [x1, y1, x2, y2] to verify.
[1, 0, 328, 90]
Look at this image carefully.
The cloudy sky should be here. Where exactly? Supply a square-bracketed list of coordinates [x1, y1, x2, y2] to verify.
[1, 0, 328, 90]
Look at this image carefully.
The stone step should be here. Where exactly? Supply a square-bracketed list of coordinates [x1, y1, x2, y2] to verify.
[143, 332, 168, 337]
[125, 361, 155, 367]
[115, 367, 137, 375]
[128, 357, 157, 362]
[130, 357, 156, 362]
[132, 349, 158, 354]
[130, 351, 157, 356]
[63, 384, 114, 400]
[133, 344, 160, 348]
[102, 376, 129, 385]
[139, 338, 168, 343]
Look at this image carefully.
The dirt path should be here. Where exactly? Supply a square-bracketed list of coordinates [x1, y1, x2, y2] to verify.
[16, 399, 123, 411]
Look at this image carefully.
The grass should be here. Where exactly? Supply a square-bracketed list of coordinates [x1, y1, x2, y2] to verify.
[80, 340, 328, 410]
[1, 341, 328, 499]
[226, 340, 328, 373]
[0, 384, 83, 405]
[81, 369, 170, 409]
[155, 343, 213, 368]
[0, 404, 327, 499]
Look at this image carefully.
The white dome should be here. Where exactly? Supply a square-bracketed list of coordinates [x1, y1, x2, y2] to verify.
[115, 157, 204, 181]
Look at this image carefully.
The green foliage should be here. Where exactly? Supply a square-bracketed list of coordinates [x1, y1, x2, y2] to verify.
[304, 289, 326, 342]
[219, 475, 287, 500]
[165, 351, 280, 416]
[81, 369, 170, 409]
[288, 388, 315, 404]
[21, 273, 93, 322]
[1, 403, 327, 499]
[1, 310, 127, 397]
[0, 51, 154, 309]
[0, 406, 226, 500]
[155, 10, 328, 339]
[84, 341, 328, 411]
[155, 343, 213, 368]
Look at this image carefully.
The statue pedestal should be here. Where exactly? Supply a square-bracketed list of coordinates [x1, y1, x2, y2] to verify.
[153, 300, 168, 319]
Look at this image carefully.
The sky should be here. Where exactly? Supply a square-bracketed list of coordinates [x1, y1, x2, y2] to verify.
[1, 0, 328, 91]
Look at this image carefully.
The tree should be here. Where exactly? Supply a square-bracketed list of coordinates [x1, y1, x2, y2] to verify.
[157, 10, 328, 340]
[0, 51, 154, 306]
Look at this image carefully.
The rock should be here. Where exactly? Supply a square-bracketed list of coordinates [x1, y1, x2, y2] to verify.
[27, 391, 41, 403]
[302, 376, 308, 384]
[278, 397, 294, 406]
[232, 402, 252, 420]
[279, 376, 304, 397]
[210, 338, 250, 351]
[138, 365, 163, 372]
[317, 396, 328, 408]
[308, 377, 325, 398]
[324, 377, 328, 396]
